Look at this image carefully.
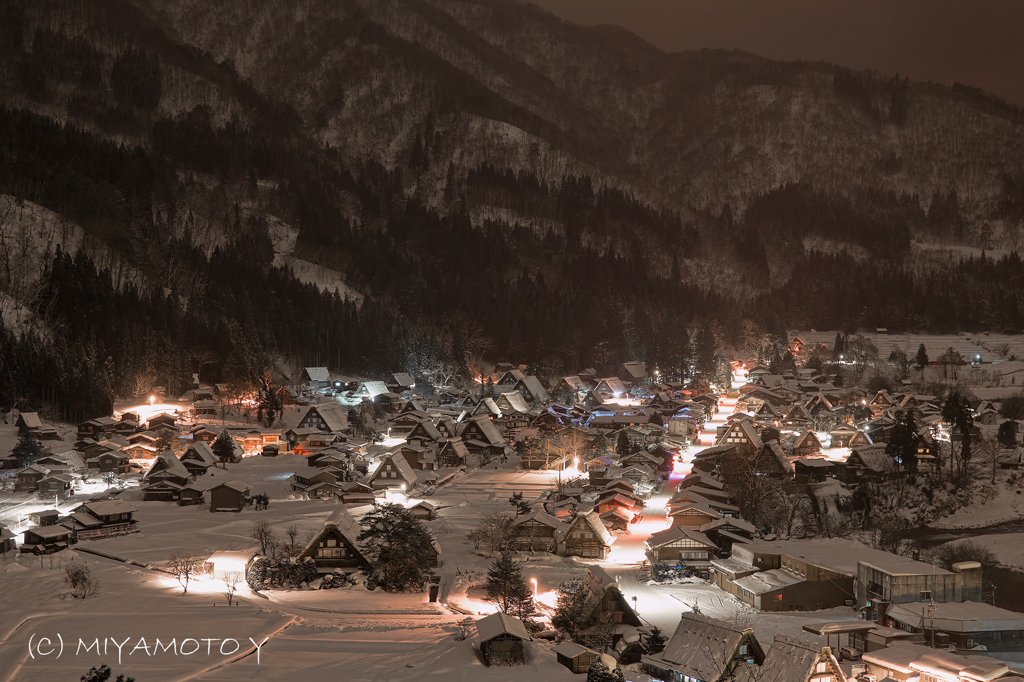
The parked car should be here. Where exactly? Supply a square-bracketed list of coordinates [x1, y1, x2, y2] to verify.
[841, 646, 862, 662]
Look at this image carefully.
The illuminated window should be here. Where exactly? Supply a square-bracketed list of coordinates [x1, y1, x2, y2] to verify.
[816, 662, 827, 673]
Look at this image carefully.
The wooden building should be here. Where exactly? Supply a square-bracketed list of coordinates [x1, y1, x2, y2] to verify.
[554, 642, 601, 674]
[645, 526, 718, 576]
[508, 509, 563, 552]
[368, 453, 418, 491]
[209, 480, 250, 512]
[476, 613, 530, 667]
[298, 509, 368, 573]
[21, 524, 75, 554]
[563, 512, 614, 559]
[643, 613, 765, 682]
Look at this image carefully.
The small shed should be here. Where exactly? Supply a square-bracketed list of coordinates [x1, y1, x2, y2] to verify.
[209, 480, 250, 512]
[407, 500, 437, 521]
[476, 612, 530, 666]
[554, 641, 601, 673]
[206, 550, 257, 581]
[29, 509, 61, 526]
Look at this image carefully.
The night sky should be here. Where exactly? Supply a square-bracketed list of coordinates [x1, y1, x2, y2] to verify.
[530, 0, 1024, 106]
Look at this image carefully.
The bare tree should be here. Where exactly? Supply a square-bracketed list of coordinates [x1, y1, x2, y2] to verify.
[285, 524, 299, 550]
[763, 485, 812, 538]
[222, 570, 244, 606]
[167, 553, 204, 594]
[64, 562, 100, 599]
[466, 512, 513, 553]
[977, 437, 1002, 485]
[250, 519, 278, 556]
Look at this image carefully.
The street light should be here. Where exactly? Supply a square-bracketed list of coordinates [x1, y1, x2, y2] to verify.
[632, 595, 638, 615]
[531, 577, 537, 598]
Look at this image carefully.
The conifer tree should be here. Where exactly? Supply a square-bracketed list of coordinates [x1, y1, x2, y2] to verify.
[13, 425, 44, 467]
[915, 344, 930, 369]
[357, 503, 435, 592]
[484, 552, 535, 619]
[211, 430, 236, 466]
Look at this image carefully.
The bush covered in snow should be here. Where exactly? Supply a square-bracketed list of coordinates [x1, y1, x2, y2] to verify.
[318, 571, 357, 590]
[246, 556, 318, 590]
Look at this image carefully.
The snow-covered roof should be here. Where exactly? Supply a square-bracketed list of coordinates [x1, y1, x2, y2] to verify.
[556, 376, 587, 392]
[206, 550, 257, 565]
[68, 512, 104, 528]
[510, 509, 563, 530]
[144, 452, 190, 481]
[733, 568, 806, 596]
[211, 480, 250, 493]
[595, 377, 628, 395]
[737, 634, 836, 682]
[848, 444, 896, 473]
[700, 517, 755, 534]
[567, 511, 615, 547]
[887, 600, 1024, 632]
[16, 464, 51, 476]
[734, 539, 951, 578]
[517, 376, 550, 402]
[372, 454, 418, 487]
[475, 612, 530, 642]
[16, 412, 42, 429]
[465, 416, 504, 447]
[304, 367, 330, 382]
[25, 524, 74, 539]
[619, 362, 648, 380]
[646, 525, 714, 550]
[389, 373, 415, 388]
[302, 403, 349, 433]
[649, 613, 759, 682]
[553, 641, 598, 658]
[864, 641, 1009, 679]
[499, 391, 531, 414]
[180, 441, 217, 465]
[355, 381, 388, 398]
[80, 499, 136, 516]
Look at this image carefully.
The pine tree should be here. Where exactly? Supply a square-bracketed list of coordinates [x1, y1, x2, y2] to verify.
[587, 656, 624, 682]
[884, 410, 919, 475]
[998, 420, 1018, 448]
[643, 626, 667, 654]
[484, 552, 535, 618]
[553, 578, 596, 641]
[357, 503, 435, 592]
[915, 344, 930, 369]
[615, 432, 632, 457]
[211, 430, 236, 466]
[13, 427, 44, 467]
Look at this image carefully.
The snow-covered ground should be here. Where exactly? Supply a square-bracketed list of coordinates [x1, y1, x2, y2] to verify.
[267, 216, 362, 303]
[930, 484, 1024, 530]
[938, 534, 1024, 572]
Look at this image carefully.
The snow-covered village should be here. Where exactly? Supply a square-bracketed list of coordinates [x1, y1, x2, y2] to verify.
[5, 330, 1024, 682]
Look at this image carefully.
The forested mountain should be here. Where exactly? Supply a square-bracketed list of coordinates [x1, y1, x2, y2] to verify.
[1, 0, 1024, 418]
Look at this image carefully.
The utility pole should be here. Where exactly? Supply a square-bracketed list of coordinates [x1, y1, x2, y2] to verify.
[929, 596, 937, 649]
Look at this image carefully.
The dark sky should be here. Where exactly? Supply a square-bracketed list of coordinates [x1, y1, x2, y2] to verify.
[530, 0, 1024, 106]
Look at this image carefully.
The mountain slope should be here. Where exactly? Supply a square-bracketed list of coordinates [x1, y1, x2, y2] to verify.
[2, 0, 1024, 419]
